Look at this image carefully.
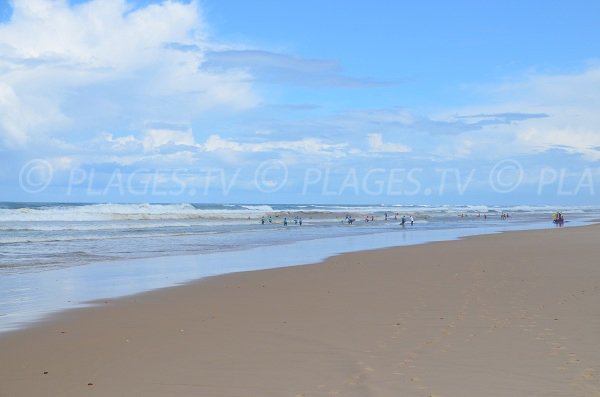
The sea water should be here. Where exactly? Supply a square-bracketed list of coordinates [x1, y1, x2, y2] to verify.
[0, 202, 597, 332]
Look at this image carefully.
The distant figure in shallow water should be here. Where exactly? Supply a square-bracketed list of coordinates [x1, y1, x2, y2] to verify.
[553, 212, 564, 225]
[283, 217, 288, 226]
[410, 215, 414, 226]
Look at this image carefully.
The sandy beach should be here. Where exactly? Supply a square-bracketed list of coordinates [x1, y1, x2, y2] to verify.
[1, 224, 600, 397]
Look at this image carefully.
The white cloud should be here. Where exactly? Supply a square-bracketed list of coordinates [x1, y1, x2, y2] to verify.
[201, 134, 347, 156]
[517, 127, 600, 161]
[0, 0, 257, 148]
[433, 63, 600, 161]
[0, 80, 68, 147]
[70, 129, 350, 168]
[142, 129, 196, 153]
[367, 133, 410, 153]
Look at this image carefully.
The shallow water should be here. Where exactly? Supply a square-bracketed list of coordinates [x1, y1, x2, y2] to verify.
[1, 202, 595, 274]
[0, 207, 594, 333]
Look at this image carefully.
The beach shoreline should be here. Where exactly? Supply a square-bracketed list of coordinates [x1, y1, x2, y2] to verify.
[1, 217, 592, 334]
[2, 224, 600, 396]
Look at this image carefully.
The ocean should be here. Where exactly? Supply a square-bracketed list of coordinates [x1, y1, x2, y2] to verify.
[2, 202, 596, 274]
[0, 202, 598, 331]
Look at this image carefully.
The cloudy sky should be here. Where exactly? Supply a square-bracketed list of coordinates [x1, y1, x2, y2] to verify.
[1, 0, 600, 204]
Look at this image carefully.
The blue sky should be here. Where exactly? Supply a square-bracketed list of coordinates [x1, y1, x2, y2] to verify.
[1, 0, 600, 204]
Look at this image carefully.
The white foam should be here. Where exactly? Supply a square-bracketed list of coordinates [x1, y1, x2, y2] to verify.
[0, 203, 276, 222]
[240, 205, 274, 211]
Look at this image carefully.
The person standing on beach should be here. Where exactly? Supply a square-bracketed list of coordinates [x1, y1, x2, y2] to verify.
[284, 217, 288, 227]
[410, 215, 414, 226]
[401, 216, 406, 226]
[299, 217, 302, 226]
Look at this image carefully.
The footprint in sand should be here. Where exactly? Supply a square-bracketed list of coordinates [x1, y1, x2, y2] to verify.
[581, 368, 595, 380]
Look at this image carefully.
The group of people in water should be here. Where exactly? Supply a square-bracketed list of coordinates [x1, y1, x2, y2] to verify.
[343, 213, 415, 226]
[260, 211, 567, 228]
[400, 215, 414, 226]
[261, 215, 302, 226]
[262, 213, 418, 227]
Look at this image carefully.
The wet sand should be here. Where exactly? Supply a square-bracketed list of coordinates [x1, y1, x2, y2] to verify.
[1, 224, 600, 396]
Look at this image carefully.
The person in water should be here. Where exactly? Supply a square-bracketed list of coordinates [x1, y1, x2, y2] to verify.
[410, 215, 414, 226]
[261, 216, 265, 225]
[553, 212, 564, 223]
[283, 217, 288, 226]
[401, 216, 406, 226]
[299, 217, 303, 226]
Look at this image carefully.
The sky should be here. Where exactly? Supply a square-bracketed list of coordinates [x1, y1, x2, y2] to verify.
[1, 0, 600, 204]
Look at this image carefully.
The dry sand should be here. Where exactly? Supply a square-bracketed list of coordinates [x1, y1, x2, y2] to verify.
[1, 225, 600, 397]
